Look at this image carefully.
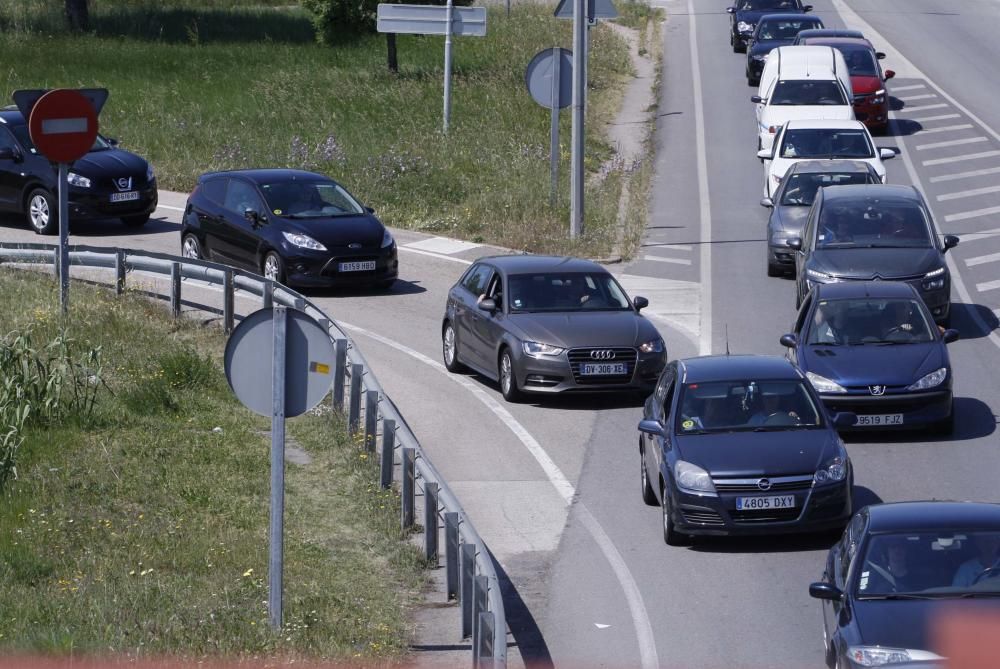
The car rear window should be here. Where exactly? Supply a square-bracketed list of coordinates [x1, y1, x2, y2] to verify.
[780, 171, 876, 206]
[771, 80, 848, 106]
[780, 129, 874, 159]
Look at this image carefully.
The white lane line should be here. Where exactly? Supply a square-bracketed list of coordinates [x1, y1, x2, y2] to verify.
[643, 255, 692, 266]
[341, 321, 659, 669]
[398, 245, 472, 266]
[898, 93, 937, 102]
[965, 252, 1000, 268]
[931, 166, 1000, 183]
[976, 280, 1000, 292]
[689, 0, 713, 357]
[891, 84, 926, 92]
[156, 204, 184, 212]
[954, 227, 1000, 243]
[923, 150, 1000, 166]
[911, 113, 961, 123]
[944, 206, 1000, 223]
[645, 243, 693, 251]
[916, 124, 974, 135]
[902, 103, 948, 113]
[937, 185, 1000, 202]
[915, 137, 987, 151]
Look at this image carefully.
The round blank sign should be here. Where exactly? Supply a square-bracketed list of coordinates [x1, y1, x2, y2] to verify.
[225, 307, 336, 418]
[525, 47, 573, 110]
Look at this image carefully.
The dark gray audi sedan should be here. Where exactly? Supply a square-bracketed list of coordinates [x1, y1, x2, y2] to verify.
[441, 255, 667, 402]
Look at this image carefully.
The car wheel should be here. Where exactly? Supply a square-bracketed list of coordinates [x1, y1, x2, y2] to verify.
[122, 213, 150, 228]
[640, 443, 658, 506]
[26, 188, 57, 235]
[181, 234, 203, 261]
[498, 348, 523, 403]
[442, 321, 466, 373]
[661, 485, 689, 546]
[262, 251, 286, 285]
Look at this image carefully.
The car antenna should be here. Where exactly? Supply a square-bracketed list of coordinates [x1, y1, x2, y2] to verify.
[725, 324, 731, 356]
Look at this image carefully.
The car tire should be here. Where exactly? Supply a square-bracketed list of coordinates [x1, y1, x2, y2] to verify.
[26, 188, 57, 235]
[640, 444, 658, 506]
[498, 347, 523, 403]
[122, 213, 150, 228]
[442, 321, 466, 374]
[661, 485, 689, 546]
[181, 233, 203, 261]
[262, 251, 286, 285]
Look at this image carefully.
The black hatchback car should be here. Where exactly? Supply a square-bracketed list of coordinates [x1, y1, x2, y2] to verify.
[782, 282, 959, 433]
[726, 0, 813, 53]
[789, 185, 959, 325]
[0, 108, 157, 234]
[181, 169, 397, 289]
[810, 501, 1000, 669]
[638, 355, 855, 545]
[746, 13, 824, 85]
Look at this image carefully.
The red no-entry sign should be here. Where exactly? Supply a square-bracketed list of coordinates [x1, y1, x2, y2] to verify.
[28, 89, 99, 163]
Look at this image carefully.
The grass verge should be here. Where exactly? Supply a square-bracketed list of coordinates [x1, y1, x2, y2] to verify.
[0, 267, 425, 661]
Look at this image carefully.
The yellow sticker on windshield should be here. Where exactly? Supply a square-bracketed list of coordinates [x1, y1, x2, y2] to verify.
[273, 209, 282, 215]
[682, 420, 694, 430]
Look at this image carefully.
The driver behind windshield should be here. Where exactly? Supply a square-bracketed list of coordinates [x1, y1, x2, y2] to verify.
[953, 534, 1000, 587]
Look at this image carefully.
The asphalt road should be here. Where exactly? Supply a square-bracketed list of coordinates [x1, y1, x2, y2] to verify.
[3, 0, 1000, 667]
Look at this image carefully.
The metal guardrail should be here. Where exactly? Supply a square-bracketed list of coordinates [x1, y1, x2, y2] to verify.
[0, 241, 506, 668]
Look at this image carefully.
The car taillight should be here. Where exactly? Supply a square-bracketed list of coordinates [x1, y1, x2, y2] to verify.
[768, 126, 779, 134]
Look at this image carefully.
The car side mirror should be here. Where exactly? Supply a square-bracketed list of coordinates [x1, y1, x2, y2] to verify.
[477, 297, 497, 313]
[786, 237, 802, 251]
[803, 4, 813, 11]
[757, 148, 772, 160]
[884, 69, 895, 80]
[244, 208, 263, 225]
[833, 412, 857, 429]
[107, 137, 119, 147]
[809, 582, 843, 601]
[364, 206, 375, 214]
[879, 147, 897, 160]
[0, 146, 17, 161]
[633, 296, 649, 311]
[751, 95, 764, 104]
[779, 333, 797, 348]
[943, 235, 959, 251]
[876, 51, 887, 60]
[638, 419, 665, 436]
[760, 197, 774, 208]
[726, 6, 735, 14]
[942, 329, 960, 344]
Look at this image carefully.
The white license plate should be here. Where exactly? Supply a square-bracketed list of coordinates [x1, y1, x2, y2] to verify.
[339, 261, 376, 272]
[580, 362, 627, 376]
[110, 191, 139, 203]
[854, 414, 904, 426]
[736, 495, 796, 511]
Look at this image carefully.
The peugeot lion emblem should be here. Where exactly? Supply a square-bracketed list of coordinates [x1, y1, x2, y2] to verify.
[757, 478, 772, 491]
[115, 177, 132, 191]
[869, 385, 886, 396]
[590, 350, 616, 360]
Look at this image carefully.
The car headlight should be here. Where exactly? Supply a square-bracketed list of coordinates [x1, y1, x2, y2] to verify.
[281, 231, 327, 251]
[752, 53, 767, 61]
[638, 337, 664, 354]
[806, 372, 847, 394]
[922, 266, 946, 290]
[522, 341, 564, 358]
[907, 367, 947, 391]
[67, 172, 91, 188]
[870, 88, 886, 105]
[813, 455, 848, 485]
[806, 268, 834, 283]
[146, 164, 155, 182]
[737, 21, 753, 33]
[675, 460, 715, 494]
[847, 646, 945, 667]
[381, 229, 394, 248]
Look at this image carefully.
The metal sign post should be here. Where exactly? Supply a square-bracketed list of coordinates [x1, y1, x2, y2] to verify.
[268, 306, 287, 630]
[57, 163, 69, 312]
[525, 48, 573, 208]
[549, 50, 561, 207]
[570, 0, 586, 239]
[444, 0, 454, 133]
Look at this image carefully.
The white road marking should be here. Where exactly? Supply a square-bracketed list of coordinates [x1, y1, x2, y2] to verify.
[398, 245, 472, 266]
[965, 252, 1000, 268]
[930, 166, 1000, 183]
[923, 150, 1000, 166]
[915, 137, 987, 151]
[340, 322, 658, 669]
[643, 255, 692, 266]
[405, 236, 481, 255]
[911, 113, 961, 123]
[976, 279, 1000, 292]
[595, 623, 611, 630]
[898, 93, 937, 102]
[953, 227, 1000, 243]
[937, 185, 1000, 202]
[944, 206, 1000, 223]
[645, 243, 693, 251]
[156, 204, 185, 212]
[891, 84, 926, 92]
[916, 124, 973, 135]
[902, 103, 948, 113]
[689, 0, 713, 357]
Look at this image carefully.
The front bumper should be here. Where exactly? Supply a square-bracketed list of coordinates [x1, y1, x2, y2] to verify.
[68, 182, 158, 220]
[769, 242, 797, 268]
[283, 245, 398, 288]
[853, 98, 890, 131]
[821, 389, 953, 430]
[514, 347, 666, 394]
[747, 56, 767, 80]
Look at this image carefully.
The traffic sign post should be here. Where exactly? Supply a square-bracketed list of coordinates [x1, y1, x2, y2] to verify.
[526, 48, 573, 207]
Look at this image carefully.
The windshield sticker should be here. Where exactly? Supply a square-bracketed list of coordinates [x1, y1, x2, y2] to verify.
[859, 571, 869, 590]
[513, 299, 523, 308]
[273, 209, 282, 215]
[682, 420, 695, 430]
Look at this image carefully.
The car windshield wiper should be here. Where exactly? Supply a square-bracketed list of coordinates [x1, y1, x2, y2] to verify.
[857, 593, 938, 601]
[956, 591, 1000, 598]
[809, 342, 842, 346]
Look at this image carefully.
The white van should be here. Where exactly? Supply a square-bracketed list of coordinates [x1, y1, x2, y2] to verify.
[753, 46, 855, 153]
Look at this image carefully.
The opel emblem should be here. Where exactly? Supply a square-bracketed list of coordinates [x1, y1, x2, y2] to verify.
[869, 385, 886, 396]
[348, 243, 362, 249]
[116, 177, 132, 191]
[757, 478, 772, 491]
[590, 349, 615, 360]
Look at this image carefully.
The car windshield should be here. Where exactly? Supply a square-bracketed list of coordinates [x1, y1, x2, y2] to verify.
[507, 272, 632, 313]
[816, 200, 932, 249]
[259, 180, 364, 218]
[856, 531, 1000, 598]
[676, 379, 823, 433]
[771, 80, 848, 106]
[837, 45, 879, 77]
[780, 129, 874, 159]
[738, 0, 797, 9]
[757, 19, 822, 40]
[12, 124, 112, 154]
[780, 171, 875, 206]
[807, 298, 935, 346]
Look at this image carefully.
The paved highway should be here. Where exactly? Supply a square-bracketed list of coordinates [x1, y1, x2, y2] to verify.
[3, 1, 1000, 666]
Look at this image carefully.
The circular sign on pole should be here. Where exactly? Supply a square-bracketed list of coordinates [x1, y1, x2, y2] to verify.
[28, 89, 99, 164]
[225, 307, 336, 418]
[526, 48, 573, 110]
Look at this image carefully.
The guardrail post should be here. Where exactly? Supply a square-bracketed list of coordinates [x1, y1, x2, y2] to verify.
[262, 280, 274, 309]
[424, 482, 439, 564]
[472, 574, 488, 660]
[223, 270, 234, 334]
[293, 297, 305, 311]
[364, 390, 379, 453]
[461, 543, 475, 638]
[476, 611, 495, 668]
[401, 447, 415, 530]
[170, 261, 181, 318]
[445, 512, 459, 600]
[115, 249, 126, 295]
[348, 364, 363, 435]
[52, 249, 58, 277]
[332, 339, 347, 411]
[318, 317, 331, 334]
[380, 418, 395, 489]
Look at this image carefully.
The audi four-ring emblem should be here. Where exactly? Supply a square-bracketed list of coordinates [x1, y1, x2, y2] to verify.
[590, 350, 616, 360]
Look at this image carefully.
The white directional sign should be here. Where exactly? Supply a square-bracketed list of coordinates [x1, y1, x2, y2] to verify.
[554, 0, 618, 20]
[377, 4, 487, 37]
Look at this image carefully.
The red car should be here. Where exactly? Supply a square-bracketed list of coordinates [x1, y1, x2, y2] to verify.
[797, 36, 895, 134]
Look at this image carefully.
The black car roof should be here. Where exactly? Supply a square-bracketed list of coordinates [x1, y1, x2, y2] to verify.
[786, 160, 876, 175]
[867, 501, 1000, 533]
[758, 13, 821, 22]
[0, 109, 25, 125]
[796, 28, 865, 40]
[679, 355, 802, 383]
[813, 281, 919, 300]
[198, 168, 334, 183]
[821, 184, 921, 204]
[475, 254, 610, 274]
